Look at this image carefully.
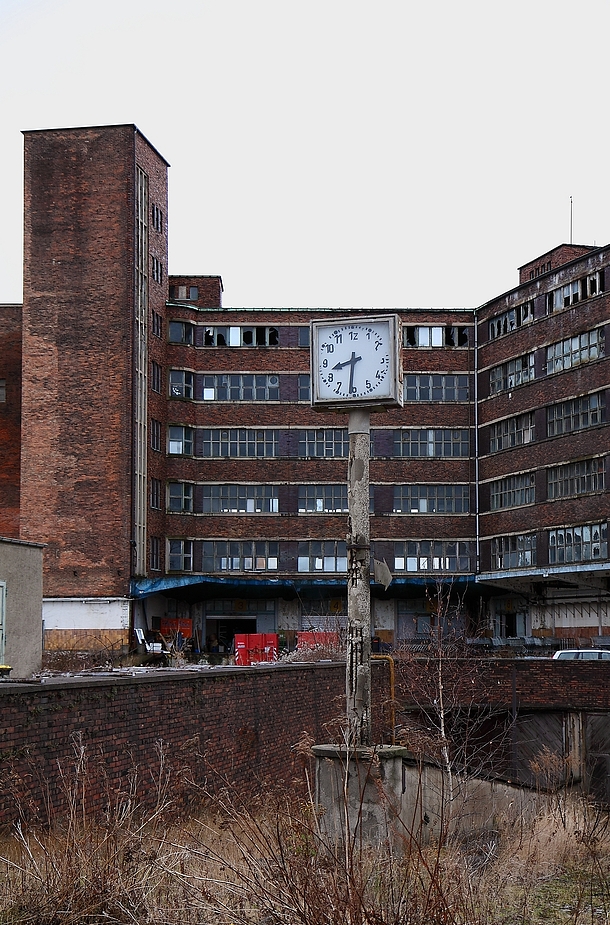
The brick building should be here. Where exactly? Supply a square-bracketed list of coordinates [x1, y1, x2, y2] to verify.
[0, 123, 608, 654]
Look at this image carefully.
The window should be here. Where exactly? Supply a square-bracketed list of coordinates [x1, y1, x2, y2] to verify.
[491, 534, 536, 569]
[151, 204, 163, 233]
[169, 369, 194, 399]
[202, 374, 280, 401]
[202, 485, 279, 513]
[490, 473, 535, 509]
[394, 540, 472, 572]
[168, 426, 193, 455]
[202, 541, 279, 572]
[545, 272, 605, 313]
[488, 301, 534, 340]
[546, 328, 604, 374]
[298, 374, 311, 401]
[549, 523, 607, 564]
[298, 327, 310, 347]
[151, 256, 163, 284]
[393, 484, 470, 513]
[201, 429, 278, 458]
[0, 379, 5, 402]
[150, 536, 161, 571]
[168, 482, 193, 512]
[529, 262, 551, 280]
[298, 541, 347, 573]
[202, 325, 278, 347]
[150, 419, 161, 452]
[150, 478, 162, 510]
[168, 321, 194, 345]
[547, 458, 605, 499]
[298, 429, 349, 458]
[403, 326, 469, 348]
[404, 374, 469, 402]
[151, 311, 163, 338]
[168, 539, 193, 571]
[489, 413, 535, 452]
[169, 285, 198, 301]
[394, 429, 470, 457]
[298, 485, 348, 513]
[151, 361, 162, 393]
[241, 326, 279, 347]
[489, 354, 535, 394]
[546, 392, 604, 437]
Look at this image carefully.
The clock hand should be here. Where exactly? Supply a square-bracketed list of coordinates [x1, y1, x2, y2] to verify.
[332, 351, 362, 394]
[332, 352, 362, 372]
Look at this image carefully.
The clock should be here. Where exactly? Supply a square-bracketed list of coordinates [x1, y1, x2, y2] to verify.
[311, 315, 402, 409]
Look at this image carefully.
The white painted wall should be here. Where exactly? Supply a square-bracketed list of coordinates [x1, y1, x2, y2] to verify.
[43, 598, 130, 630]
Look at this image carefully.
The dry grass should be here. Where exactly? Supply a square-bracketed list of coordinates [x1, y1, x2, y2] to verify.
[0, 745, 609, 924]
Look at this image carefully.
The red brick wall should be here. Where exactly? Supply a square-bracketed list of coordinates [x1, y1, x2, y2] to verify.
[0, 304, 21, 537]
[0, 663, 347, 825]
[20, 125, 168, 596]
[1, 658, 607, 826]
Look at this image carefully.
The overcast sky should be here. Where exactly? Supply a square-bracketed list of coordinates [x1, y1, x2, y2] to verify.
[1, 0, 609, 309]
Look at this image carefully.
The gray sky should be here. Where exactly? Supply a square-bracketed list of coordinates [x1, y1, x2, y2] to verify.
[1, 0, 609, 309]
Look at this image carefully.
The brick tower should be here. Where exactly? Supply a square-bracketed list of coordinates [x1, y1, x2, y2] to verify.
[20, 125, 169, 649]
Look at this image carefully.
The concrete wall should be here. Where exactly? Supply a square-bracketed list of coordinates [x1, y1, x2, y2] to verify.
[0, 537, 43, 677]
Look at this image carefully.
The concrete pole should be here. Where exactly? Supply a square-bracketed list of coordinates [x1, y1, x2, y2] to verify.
[346, 409, 371, 747]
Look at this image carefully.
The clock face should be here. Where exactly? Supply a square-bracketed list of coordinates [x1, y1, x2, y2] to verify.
[312, 317, 401, 407]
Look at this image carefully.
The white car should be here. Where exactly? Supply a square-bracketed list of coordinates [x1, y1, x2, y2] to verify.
[553, 649, 610, 660]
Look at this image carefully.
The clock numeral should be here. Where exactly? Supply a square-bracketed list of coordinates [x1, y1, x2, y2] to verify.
[376, 370, 383, 381]
[366, 380, 372, 390]
[322, 359, 328, 368]
[323, 343, 334, 354]
[349, 331, 359, 340]
[334, 381, 342, 394]
[327, 373, 333, 382]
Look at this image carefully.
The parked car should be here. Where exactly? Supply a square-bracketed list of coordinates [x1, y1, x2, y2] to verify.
[553, 649, 610, 660]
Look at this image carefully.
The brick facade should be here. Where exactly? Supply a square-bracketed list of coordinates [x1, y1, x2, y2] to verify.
[2, 122, 610, 652]
[0, 304, 21, 538]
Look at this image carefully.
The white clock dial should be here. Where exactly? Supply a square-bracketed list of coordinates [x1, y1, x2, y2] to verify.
[314, 320, 394, 402]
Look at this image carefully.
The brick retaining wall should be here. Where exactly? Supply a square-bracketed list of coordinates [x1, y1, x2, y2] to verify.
[1, 658, 608, 827]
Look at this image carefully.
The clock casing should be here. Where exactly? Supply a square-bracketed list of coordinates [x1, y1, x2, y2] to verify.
[311, 315, 403, 410]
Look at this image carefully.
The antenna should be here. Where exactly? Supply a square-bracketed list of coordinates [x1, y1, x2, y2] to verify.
[570, 196, 573, 244]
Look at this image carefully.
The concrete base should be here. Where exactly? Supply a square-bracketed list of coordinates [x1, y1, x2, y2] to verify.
[313, 744, 544, 849]
[312, 744, 410, 848]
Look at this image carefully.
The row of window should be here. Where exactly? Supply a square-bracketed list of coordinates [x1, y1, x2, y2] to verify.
[152, 481, 472, 514]
[546, 271, 604, 312]
[488, 301, 534, 340]
[488, 326, 604, 396]
[157, 367, 471, 405]
[154, 453, 607, 515]
[156, 426, 473, 458]
[492, 522, 607, 569]
[158, 539, 474, 574]
[151, 524, 609, 573]
[487, 270, 605, 340]
[488, 392, 605, 452]
[166, 322, 471, 350]
[403, 326, 469, 348]
[404, 374, 469, 402]
[489, 459, 606, 509]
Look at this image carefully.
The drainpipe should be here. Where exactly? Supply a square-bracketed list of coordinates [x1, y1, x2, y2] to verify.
[474, 311, 480, 575]
[371, 654, 396, 744]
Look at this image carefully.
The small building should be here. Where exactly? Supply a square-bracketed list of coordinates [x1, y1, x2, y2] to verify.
[0, 537, 43, 677]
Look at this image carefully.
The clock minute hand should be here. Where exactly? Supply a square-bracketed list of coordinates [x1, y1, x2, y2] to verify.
[332, 351, 362, 394]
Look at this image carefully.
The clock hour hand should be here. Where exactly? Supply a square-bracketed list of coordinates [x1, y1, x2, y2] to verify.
[333, 351, 362, 394]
